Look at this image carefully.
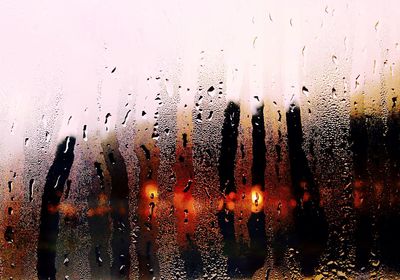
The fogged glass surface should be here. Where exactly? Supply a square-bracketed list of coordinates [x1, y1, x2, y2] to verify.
[1, 1, 400, 279]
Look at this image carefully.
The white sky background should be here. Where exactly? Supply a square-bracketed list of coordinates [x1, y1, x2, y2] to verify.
[0, 0, 399, 155]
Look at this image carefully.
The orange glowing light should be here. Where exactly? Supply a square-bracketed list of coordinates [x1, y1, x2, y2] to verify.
[217, 198, 224, 211]
[87, 205, 111, 217]
[139, 183, 159, 218]
[353, 190, 363, 209]
[251, 186, 263, 213]
[303, 191, 311, 202]
[48, 202, 77, 218]
[144, 183, 158, 199]
[174, 190, 196, 218]
[354, 180, 363, 189]
[217, 191, 237, 211]
[226, 201, 235, 211]
[251, 191, 260, 205]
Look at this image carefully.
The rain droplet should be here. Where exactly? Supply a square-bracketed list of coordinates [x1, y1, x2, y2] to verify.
[196, 113, 202, 123]
[83, 125, 88, 141]
[122, 110, 131, 127]
[29, 179, 35, 202]
[4, 226, 14, 243]
[64, 136, 71, 153]
[183, 180, 192, 192]
[63, 254, 70, 266]
[332, 55, 338, 65]
[207, 86, 215, 97]
[104, 113, 112, 131]
[207, 111, 214, 121]
[45, 131, 50, 142]
[375, 21, 379, 31]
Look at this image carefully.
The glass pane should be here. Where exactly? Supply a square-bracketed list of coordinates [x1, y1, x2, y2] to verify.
[1, 1, 400, 279]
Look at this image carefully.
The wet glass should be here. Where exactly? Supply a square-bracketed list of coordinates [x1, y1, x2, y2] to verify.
[1, 1, 400, 279]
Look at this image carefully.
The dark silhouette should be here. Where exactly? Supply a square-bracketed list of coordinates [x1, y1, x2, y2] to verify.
[247, 105, 268, 273]
[217, 102, 268, 277]
[286, 105, 328, 276]
[350, 116, 374, 269]
[378, 109, 400, 269]
[102, 138, 131, 278]
[219, 101, 240, 195]
[37, 137, 76, 280]
[217, 102, 241, 275]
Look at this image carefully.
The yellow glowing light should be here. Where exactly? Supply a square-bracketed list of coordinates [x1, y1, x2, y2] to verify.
[144, 183, 158, 199]
[251, 186, 263, 213]
[252, 191, 260, 206]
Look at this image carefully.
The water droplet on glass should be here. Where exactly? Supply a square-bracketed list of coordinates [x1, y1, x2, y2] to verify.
[302, 86, 309, 97]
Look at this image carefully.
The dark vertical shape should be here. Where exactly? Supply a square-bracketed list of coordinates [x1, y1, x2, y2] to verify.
[94, 162, 105, 187]
[4, 226, 14, 243]
[217, 102, 240, 275]
[247, 105, 268, 274]
[350, 117, 368, 183]
[29, 179, 35, 202]
[350, 116, 373, 269]
[181, 234, 203, 279]
[246, 211, 267, 268]
[380, 110, 400, 269]
[218, 101, 240, 194]
[102, 140, 131, 278]
[286, 106, 328, 276]
[354, 214, 373, 268]
[182, 133, 188, 148]
[272, 226, 286, 267]
[87, 163, 112, 278]
[37, 137, 76, 280]
[217, 209, 237, 274]
[251, 105, 266, 189]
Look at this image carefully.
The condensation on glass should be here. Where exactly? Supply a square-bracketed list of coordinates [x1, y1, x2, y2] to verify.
[0, 1, 400, 279]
